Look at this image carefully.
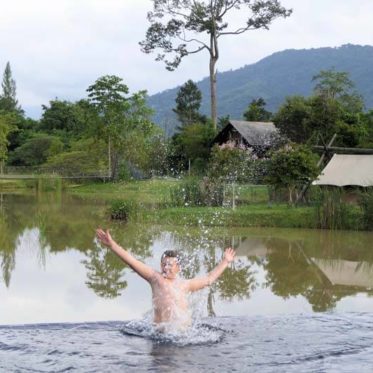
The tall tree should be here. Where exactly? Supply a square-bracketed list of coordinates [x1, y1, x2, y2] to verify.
[87, 75, 156, 179]
[87, 75, 130, 178]
[273, 96, 312, 143]
[312, 69, 354, 100]
[243, 97, 272, 121]
[312, 68, 364, 111]
[173, 80, 205, 127]
[0, 62, 22, 114]
[0, 112, 16, 173]
[140, 0, 291, 128]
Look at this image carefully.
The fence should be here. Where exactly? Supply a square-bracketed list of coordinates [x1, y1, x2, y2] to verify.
[1, 166, 110, 179]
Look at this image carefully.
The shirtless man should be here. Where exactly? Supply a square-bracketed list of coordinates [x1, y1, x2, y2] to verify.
[96, 229, 236, 329]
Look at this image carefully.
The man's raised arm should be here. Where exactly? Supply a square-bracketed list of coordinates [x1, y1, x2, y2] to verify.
[96, 228, 156, 282]
[186, 248, 236, 292]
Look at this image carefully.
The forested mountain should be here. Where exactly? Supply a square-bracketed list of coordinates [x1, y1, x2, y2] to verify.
[147, 44, 373, 134]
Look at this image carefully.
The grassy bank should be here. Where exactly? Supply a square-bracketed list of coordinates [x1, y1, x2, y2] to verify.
[68, 178, 179, 204]
[70, 179, 365, 230]
[138, 204, 362, 229]
[1, 177, 366, 230]
[0, 179, 35, 192]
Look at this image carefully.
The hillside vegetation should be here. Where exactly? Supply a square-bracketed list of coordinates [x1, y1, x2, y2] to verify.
[148, 44, 373, 134]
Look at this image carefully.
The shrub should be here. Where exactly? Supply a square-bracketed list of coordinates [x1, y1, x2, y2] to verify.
[43, 150, 106, 177]
[208, 143, 256, 183]
[359, 189, 373, 230]
[8, 134, 64, 166]
[169, 177, 225, 207]
[266, 144, 319, 204]
[110, 200, 138, 221]
[312, 187, 350, 229]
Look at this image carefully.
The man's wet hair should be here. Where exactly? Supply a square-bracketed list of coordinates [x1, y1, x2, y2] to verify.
[161, 250, 181, 263]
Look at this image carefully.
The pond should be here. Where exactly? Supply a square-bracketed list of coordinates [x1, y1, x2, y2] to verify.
[1, 192, 373, 372]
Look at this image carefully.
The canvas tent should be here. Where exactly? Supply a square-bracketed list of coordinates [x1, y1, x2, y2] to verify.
[311, 258, 373, 289]
[313, 154, 373, 187]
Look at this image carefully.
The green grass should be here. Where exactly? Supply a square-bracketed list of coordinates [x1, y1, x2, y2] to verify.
[235, 184, 269, 204]
[69, 178, 180, 204]
[139, 204, 317, 228]
[0, 179, 33, 191]
[70, 179, 270, 205]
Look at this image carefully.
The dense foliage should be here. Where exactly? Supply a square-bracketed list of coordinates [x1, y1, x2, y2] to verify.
[266, 145, 319, 203]
[148, 44, 373, 132]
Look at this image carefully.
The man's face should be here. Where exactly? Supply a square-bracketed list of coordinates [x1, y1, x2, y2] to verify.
[161, 257, 180, 279]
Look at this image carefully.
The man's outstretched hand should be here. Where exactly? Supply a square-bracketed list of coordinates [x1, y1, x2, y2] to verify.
[223, 247, 236, 263]
[96, 228, 114, 248]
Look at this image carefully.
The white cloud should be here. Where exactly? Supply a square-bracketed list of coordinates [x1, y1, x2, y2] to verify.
[0, 0, 372, 118]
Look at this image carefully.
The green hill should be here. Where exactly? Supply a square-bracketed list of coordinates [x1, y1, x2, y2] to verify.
[148, 44, 373, 134]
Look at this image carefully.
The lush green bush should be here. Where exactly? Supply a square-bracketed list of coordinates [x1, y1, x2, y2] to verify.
[169, 177, 225, 207]
[208, 144, 255, 183]
[8, 134, 64, 166]
[168, 122, 216, 175]
[110, 200, 139, 221]
[266, 144, 319, 204]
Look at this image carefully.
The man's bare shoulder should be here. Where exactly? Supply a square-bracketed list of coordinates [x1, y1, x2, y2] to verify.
[149, 271, 163, 284]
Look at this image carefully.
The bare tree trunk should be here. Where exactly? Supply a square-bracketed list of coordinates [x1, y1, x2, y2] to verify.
[207, 287, 216, 317]
[108, 136, 112, 179]
[232, 182, 236, 210]
[209, 12, 219, 130]
[209, 56, 218, 129]
[0, 160, 3, 175]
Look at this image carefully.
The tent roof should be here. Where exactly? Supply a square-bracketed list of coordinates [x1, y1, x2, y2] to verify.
[311, 258, 373, 289]
[229, 120, 277, 146]
[313, 154, 373, 187]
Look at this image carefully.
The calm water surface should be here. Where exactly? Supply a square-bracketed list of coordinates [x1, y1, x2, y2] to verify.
[1, 193, 373, 372]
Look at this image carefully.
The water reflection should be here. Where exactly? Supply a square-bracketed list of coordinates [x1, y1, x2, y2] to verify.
[1, 193, 373, 325]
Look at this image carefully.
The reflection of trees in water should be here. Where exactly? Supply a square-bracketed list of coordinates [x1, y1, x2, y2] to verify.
[0, 197, 24, 287]
[304, 230, 373, 265]
[109, 224, 156, 260]
[81, 225, 157, 298]
[217, 264, 256, 301]
[0, 193, 107, 287]
[82, 248, 127, 298]
[4, 193, 372, 311]
[263, 237, 368, 312]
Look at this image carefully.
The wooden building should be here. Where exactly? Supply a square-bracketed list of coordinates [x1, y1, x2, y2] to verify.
[213, 120, 279, 157]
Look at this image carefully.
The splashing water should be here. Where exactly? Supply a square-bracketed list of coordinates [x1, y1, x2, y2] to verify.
[120, 318, 225, 346]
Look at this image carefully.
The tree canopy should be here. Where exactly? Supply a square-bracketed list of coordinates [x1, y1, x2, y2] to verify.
[87, 75, 157, 179]
[243, 97, 272, 121]
[0, 62, 22, 114]
[173, 80, 205, 127]
[140, 0, 292, 127]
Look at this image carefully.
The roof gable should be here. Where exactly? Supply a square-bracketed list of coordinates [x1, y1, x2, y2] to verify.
[229, 120, 278, 146]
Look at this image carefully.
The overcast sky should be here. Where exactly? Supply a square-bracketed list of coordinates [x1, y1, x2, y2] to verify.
[0, 0, 372, 118]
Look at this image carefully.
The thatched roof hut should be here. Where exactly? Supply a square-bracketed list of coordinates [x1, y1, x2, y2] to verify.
[213, 120, 278, 157]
